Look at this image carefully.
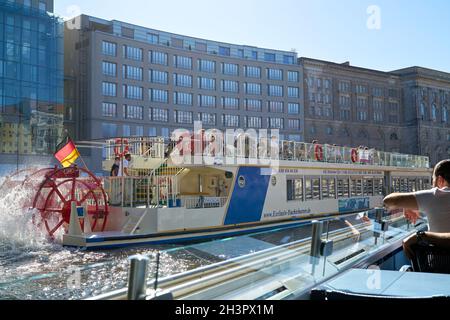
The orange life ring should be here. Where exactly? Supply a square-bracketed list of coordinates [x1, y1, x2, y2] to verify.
[351, 148, 359, 163]
[114, 138, 130, 158]
[314, 144, 324, 161]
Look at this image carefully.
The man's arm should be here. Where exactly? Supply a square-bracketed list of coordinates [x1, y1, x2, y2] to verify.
[383, 193, 419, 211]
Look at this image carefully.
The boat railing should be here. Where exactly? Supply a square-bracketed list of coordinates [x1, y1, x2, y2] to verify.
[182, 196, 228, 210]
[169, 137, 430, 169]
[104, 137, 166, 161]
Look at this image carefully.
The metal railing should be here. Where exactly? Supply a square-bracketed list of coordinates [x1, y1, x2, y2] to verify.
[104, 137, 166, 161]
[182, 197, 228, 209]
[168, 137, 430, 169]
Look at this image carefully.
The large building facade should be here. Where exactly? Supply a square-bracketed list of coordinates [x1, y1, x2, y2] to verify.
[301, 57, 403, 153]
[392, 67, 450, 165]
[0, 0, 64, 174]
[64, 15, 304, 171]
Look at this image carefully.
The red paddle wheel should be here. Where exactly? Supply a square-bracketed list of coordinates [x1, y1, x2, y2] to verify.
[31, 166, 109, 239]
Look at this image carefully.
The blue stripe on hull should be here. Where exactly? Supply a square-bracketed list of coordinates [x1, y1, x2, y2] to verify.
[224, 167, 270, 225]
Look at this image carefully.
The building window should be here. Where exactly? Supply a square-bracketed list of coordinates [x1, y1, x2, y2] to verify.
[38, 1, 47, 12]
[283, 55, 294, 64]
[269, 118, 284, 129]
[199, 95, 216, 108]
[288, 71, 299, 82]
[268, 85, 283, 97]
[222, 63, 239, 76]
[123, 105, 144, 120]
[150, 108, 168, 122]
[147, 33, 159, 44]
[222, 97, 239, 110]
[123, 45, 143, 61]
[198, 59, 216, 73]
[246, 116, 262, 128]
[123, 85, 143, 100]
[288, 87, 299, 98]
[267, 68, 283, 80]
[288, 103, 300, 114]
[150, 70, 169, 84]
[221, 80, 239, 93]
[245, 83, 262, 95]
[356, 85, 368, 94]
[173, 73, 192, 87]
[420, 102, 426, 120]
[288, 119, 300, 130]
[150, 51, 168, 66]
[102, 102, 117, 117]
[264, 53, 276, 62]
[340, 108, 351, 121]
[173, 55, 192, 69]
[174, 92, 193, 106]
[373, 87, 384, 97]
[174, 110, 193, 124]
[431, 103, 437, 121]
[245, 66, 261, 78]
[246, 99, 262, 112]
[338, 81, 350, 92]
[102, 41, 117, 56]
[123, 65, 143, 81]
[199, 113, 216, 126]
[101, 123, 117, 138]
[150, 89, 168, 103]
[223, 114, 239, 127]
[443, 107, 448, 123]
[219, 46, 231, 56]
[339, 95, 351, 107]
[197, 77, 216, 90]
[251, 51, 258, 60]
[102, 61, 117, 77]
[268, 101, 284, 113]
[102, 82, 117, 97]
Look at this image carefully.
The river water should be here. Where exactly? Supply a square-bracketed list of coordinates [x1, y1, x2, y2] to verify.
[0, 176, 357, 300]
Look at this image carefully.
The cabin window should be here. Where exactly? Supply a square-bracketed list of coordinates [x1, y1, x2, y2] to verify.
[322, 177, 336, 199]
[337, 178, 350, 198]
[400, 178, 409, 192]
[287, 178, 303, 201]
[408, 179, 417, 192]
[391, 178, 400, 192]
[374, 178, 384, 196]
[305, 177, 320, 201]
[351, 178, 363, 197]
[363, 179, 374, 196]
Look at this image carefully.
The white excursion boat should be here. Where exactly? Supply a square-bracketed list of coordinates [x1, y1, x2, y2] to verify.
[52, 134, 431, 249]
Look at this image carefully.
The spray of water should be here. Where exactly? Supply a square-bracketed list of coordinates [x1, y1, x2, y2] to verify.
[0, 178, 50, 248]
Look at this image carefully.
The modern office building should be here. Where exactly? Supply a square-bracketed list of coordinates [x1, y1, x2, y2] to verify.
[64, 15, 304, 171]
[0, 0, 64, 174]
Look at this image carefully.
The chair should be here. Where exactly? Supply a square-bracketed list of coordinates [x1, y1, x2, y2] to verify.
[410, 241, 450, 274]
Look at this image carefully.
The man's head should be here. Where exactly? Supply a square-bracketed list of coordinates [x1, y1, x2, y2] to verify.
[115, 157, 120, 164]
[125, 153, 131, 161]
[433, 159, 450, 188]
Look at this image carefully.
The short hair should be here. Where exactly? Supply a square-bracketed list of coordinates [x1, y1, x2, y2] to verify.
[125, 153, 131, 157]
[434, 160, 450, 184]
[115, 157, 120, 161]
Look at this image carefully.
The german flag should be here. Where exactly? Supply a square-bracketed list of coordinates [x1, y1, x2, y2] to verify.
[54, 136, 80, 168]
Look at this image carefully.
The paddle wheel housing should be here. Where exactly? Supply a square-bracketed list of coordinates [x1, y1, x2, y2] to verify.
[30, 166, 109, 239]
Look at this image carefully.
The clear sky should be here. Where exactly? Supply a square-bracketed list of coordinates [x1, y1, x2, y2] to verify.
[54, 0, 450, 73]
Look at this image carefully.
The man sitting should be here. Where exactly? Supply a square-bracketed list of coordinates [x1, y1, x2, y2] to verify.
[383, 159, 450, 260]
